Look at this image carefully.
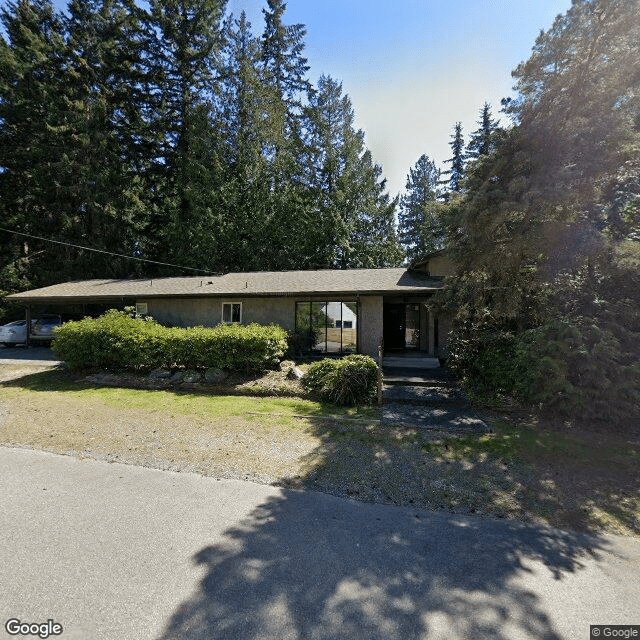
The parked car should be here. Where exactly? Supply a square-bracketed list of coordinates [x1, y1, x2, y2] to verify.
[0, 319, 36, 346]
[30, 315, 63, 346]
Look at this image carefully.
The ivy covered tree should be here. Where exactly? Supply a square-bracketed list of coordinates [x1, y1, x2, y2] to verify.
[398, 154, 442, 260]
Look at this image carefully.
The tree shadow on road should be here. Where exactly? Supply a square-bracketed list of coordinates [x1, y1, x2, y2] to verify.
[157, 489, 609, 640]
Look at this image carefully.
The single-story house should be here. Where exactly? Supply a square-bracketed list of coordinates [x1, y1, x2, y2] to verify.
[5, 253, 454, 358]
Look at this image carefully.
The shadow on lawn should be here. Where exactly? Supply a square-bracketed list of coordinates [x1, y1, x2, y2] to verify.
[3, 369, 638, 536]
[157, 489, 609, 640]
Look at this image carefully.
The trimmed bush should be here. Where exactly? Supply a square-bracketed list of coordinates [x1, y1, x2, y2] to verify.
[303, 355, 378, 406]
[52, 310, 288, 373]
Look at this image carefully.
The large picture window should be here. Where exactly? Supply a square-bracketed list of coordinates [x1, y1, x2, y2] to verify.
[295, 301, 357, 354]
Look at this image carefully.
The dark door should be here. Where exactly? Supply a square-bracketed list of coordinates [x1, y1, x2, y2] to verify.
[383, 303, 405, 350]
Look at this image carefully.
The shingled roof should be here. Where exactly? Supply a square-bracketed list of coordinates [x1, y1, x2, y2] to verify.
[5, 268, 443, 303]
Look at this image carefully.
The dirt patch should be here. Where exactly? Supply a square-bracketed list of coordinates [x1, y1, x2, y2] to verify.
[0, 365, 637, 538]
[0, 381, 320, 484]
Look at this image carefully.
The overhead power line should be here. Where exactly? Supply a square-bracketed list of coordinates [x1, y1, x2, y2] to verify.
[0, 227, 217, 275]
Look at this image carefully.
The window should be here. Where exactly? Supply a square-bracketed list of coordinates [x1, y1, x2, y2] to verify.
[135, 302, 148, 315]
[222, 302, 242, 324]
[295, 301, 357, 354]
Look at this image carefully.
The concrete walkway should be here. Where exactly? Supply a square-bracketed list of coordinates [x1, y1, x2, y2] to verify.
[1, 446, 638, 640]
[381, 355, 488, 433]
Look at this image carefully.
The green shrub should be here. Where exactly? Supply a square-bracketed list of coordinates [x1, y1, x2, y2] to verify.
[303, 355, 378, 406]
[447, 313, 640, 423]
[52, 310, 288, 373]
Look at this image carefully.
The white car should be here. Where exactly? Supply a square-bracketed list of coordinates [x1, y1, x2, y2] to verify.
[0, 319, 35, 346]
[30, 315, 63, 346]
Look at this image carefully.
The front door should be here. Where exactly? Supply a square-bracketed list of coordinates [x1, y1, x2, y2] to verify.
[383, 303, 405, 350]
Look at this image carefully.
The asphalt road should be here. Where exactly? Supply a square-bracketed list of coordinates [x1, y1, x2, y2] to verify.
[0, 446, 638, 640]
[0, 345, 63, 365]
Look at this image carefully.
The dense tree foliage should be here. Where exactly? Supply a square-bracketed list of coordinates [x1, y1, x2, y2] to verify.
[441, 122, 465, 194]
[466, 102, 500, 160]
[0, 0, 402, 311]
[439, 0, 640, 425]
[398, 154, 442, 260]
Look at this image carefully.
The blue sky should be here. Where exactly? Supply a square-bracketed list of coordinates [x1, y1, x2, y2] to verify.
[228, 0, 570, 196]
[48, 0, 571, 196]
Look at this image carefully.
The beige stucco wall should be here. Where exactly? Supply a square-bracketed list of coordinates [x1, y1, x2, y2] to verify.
[145, 294, 447, 359]
[146, 297, 296, 329]
[428, 255, 456, 277]
[358, 296, 383, 358]
[146, 295, 383, 357]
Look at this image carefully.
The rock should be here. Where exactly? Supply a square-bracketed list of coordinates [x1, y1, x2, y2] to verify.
[204, 367, 228, 383]
[148, 369, 172, 380]
[170, 371, 184, 383]
[279, 360, 296, 372]
[182, 370, 202, 383]
[287, 366, 304, 380]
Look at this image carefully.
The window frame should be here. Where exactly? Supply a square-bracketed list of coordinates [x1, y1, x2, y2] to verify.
[295, 300, 358, 355]
[222, 301, 242, 324]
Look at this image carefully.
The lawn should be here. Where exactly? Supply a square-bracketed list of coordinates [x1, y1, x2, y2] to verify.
[0, 365, 637, 537]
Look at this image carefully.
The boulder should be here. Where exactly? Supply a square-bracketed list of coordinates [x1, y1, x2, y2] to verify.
[170, 371, 184, 383]
[279, 360, 296, 372]
[287, 366, 304, 380]
[205, 368, 228, 383]
[182, 370, 202, 383]
[148, 369, 172, 380]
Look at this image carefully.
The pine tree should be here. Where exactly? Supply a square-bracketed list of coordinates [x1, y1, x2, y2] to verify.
[0, 0, 69, 289]
[398, 154, 441, 260]
[303, 75, 402, 268]
[303, 75, 364, 267]
[141, 0, 228, 272]
[442, 122, 465, 194]
[56, 0, 150, 278]
[466, 102, 500, 160]
[213, 11, 275, 271]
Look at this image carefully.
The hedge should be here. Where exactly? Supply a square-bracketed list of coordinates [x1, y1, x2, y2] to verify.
[52, 310, 288, 373]
[303, 355, 378, 406]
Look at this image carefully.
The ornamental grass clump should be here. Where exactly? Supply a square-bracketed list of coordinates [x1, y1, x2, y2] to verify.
[303, 355, 378, 406]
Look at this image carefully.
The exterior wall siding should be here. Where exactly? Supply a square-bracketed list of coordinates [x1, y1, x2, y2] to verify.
[146, 294, 445, 360]
[146, 297, 296, 330]
[359, 296, 383, 358]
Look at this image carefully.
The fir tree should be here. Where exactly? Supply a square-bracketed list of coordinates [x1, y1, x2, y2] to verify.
[398, 154, 441, 260]
[0, 0, 69, 288]
[141, 0, 228, 272]
[466, 102, 500, 160]
[442, 122, 465, 194]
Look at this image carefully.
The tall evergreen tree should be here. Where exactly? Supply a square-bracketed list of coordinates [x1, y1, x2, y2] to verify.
[141, 0, 227, 272]
[304, 75, 402, 268]
[57, 0, 150, 278]
[0, 0, 69, 290]
[213, 11, 276, 271]
[252, 0, 313, 269]
[466, 102, 500, 160]
[398, 154, 441, 260]
[442, 122, 465, 194]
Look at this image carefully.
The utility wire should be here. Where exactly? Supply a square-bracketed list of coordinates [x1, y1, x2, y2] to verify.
[0, 227, 218, 275]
